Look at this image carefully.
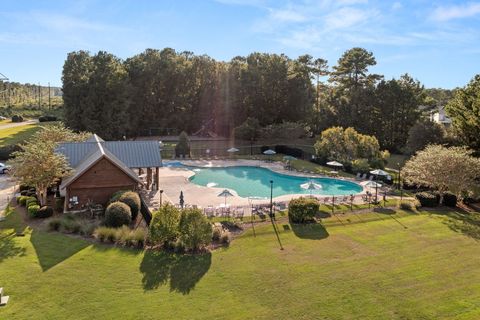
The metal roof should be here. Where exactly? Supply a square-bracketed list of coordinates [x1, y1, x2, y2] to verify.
[60, 136, 143, 190]
[56, 136, 162, 169]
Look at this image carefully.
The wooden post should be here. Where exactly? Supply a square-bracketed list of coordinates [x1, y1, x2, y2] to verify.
[147, 168, 152, 190]
[155, 167, 160, 191]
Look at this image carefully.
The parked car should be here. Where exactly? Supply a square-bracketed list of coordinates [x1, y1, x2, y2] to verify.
[0, 116, 6, 120]
[0, 163, 11, 174]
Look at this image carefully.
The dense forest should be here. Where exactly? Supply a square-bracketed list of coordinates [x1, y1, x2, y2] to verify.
[62, 47, 452, 152]
[0, 82, 62, 108]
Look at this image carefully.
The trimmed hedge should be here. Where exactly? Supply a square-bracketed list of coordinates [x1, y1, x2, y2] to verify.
[17, 195, 29, 206]
[288, 197, 320, 223]
[38, 115, 57, 122]
[36, 206, 54, 218]
[25, 197, 38, 208]
[28, 204, 40, 217]
[104, 202, 131, 227]
[11, 115, 23, 123]
[443, 192, 457, 207]
[117, 191, 141, 221]
[415, 192, 439, 207]
[0, 144, 22, 160]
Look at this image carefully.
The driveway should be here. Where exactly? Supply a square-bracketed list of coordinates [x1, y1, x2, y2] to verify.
[0, 174, 17, 219]
[0, 119, 38, 130]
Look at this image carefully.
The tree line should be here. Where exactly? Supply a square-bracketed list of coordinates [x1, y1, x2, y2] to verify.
[63, 47, 447, 152]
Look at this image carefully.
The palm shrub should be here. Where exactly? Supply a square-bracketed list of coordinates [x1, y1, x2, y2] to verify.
[104, 202, 131, 227]
[288, 197, 319, 223]
[117, 191, 141, 221]
[179, 208, 212, 252]
[149, 204, 181, 247]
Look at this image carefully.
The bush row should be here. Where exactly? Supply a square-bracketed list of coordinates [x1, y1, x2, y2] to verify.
[38, 115, 57, 122]
[17, 195, 54, 218]
[415, 191, 457, 207]
[93, 226, 146, 248]
[107, 190, 141, 223]
[48, 215, 98, 236]
[149, 204, 212, 252]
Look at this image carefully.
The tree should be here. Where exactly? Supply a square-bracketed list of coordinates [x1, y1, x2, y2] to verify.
[179, 208, 212, 252]
[11, 124, 89, 206]
[402, 145, 480, 200]
[330, 47, 381, 88]
[405, 119, 446, 154]
[149, 204, 181, 247]
[175, 131, 190, 157]
[233, 117, 261, 141]
[445, 75, 480, 152]
[314, 127, 386, 166]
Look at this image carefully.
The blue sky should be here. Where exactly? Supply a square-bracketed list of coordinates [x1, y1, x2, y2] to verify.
[1, 0, 479, 88]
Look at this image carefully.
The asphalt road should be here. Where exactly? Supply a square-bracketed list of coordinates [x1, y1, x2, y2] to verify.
[0, 173, 17, 219]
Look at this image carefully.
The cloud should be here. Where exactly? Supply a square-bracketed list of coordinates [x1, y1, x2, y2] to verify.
[269, 9, 307, 22]
[324, 7, 377, 30]
[430, 2, 480, 21]
[392, 2, 402, 10]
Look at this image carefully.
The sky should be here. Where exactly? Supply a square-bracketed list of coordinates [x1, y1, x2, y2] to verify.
[1, 0, 480, 88]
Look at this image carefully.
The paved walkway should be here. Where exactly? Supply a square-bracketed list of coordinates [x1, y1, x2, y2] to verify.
[0, 175, 17, 220]
[0, 119, 38, 130]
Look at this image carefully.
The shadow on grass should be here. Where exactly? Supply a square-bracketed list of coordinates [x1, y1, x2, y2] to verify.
[437, 209, 480, 240]
[140, 250, 211, 294]
[0, 232, 27, 263]
[0, 205, 27, 263]
[291, 222, 329, 240]
[30, 228, 90, 271]
[373, 208, 396, 215]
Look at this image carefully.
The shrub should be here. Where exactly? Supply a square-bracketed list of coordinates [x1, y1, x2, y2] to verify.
[80, 222, 98, 236]
[0, 144, 22, 160]
[94, 226, 117, 243]
[55, 197, 64, 212]
[351, 158, 370, 174]
[149, 204, 181, 247]
[175, 131, 191, 157]
[117, 191, 141, 221]
[20, 190, 28, 196]
[399, 201, 415, 211]
[48, 218, 62, 231]
[11, 115, 23, 123]
[233, 117, 261, 141]
[19, 184, 30, 192]
[38, 115, 57, 122]
[220, 231, 231, 246]
[35, 206, 54, 218]
[131, 228, 147, 248]
[27, 204, 40, 217]
[415, 192, 439, 207]
[109, 190, 128, 203]
[212, 227, 222, 241]
[17, 195, 29, 205]
[62, 219, 82, 234]
[179, 208, 212, 252]
[443, 192, 458, 207]
[288, 197, 319, 223]
[115, 226, 132, 245]
[173, 239, 186, 253]
[104, 202, 131, 227]
[25, 196, 38, 208]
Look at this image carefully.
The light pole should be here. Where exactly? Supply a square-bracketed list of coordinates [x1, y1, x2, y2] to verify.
[159, 189, 164, 207]
[269, 180, 283, 250]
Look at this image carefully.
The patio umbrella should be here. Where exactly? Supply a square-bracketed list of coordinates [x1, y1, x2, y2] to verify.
[227, 147, 239, 153]
[300, 180, 322, 195]
[369, 169, 388, 202]
[218, 189, 234, 206]
[326, 161, 343, 167]
[263, 149, 276, 155]
[364, 181, 382, 188]
[283, 155, 297, 161]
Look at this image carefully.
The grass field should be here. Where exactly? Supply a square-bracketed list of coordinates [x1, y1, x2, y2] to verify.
[1, 205, 479, 319]
[0, 122, 57, 147]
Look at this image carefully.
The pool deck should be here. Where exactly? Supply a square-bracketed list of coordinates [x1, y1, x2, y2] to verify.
[157, 160, 372, 210]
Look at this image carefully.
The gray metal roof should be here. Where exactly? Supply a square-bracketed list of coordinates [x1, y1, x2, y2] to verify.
[60, 137, 143, 189]
[56, 136, 162, 169]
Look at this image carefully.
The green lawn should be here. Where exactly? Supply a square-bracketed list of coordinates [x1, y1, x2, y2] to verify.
[1, 205, 479, 319]
[0, 122, 57, 147]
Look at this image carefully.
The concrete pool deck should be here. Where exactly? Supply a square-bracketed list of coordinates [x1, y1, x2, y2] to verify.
[156, 159, 372, 209]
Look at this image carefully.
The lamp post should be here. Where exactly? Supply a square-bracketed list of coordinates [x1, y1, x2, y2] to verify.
[269, 180, 283, 250]
[159, 189, 164, 207]
[250, 138, 253, 156]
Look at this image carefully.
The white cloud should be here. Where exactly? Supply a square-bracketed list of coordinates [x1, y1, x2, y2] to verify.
[430, 2, 480, 21]
[392, 2, 402, 10]
[324, 7, 376, 30]
[269, 9, 307, 22]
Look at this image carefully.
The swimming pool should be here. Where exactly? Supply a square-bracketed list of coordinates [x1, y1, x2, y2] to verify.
[187, 166, 363, 198]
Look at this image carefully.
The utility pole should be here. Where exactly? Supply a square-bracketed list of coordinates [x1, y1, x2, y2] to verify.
[48, 82, 51, 110]
[38, 82, 41, 108]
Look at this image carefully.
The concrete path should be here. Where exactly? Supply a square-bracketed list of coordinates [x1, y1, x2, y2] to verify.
[0, 174, 17, 219]
[0, 119, 38, 130]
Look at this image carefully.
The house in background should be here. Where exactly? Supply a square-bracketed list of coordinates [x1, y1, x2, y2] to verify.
[430, 106, 452, 127]
[56, 134, 162, 212]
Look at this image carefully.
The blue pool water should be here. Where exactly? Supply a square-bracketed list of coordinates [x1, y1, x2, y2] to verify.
[187, 166, 363, 198]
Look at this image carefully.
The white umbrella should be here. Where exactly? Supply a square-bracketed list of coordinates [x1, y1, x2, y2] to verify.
[370, 169, 388, 176]
[218, 189, 234, 206]
[263, 149, 276, 155]
[326, 161, 343, 167]
[227, 147, 239, 153]
[300, 180, 322, 195]
[364, 181, 382, 188]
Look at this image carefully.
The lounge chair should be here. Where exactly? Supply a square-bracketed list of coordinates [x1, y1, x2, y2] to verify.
[368, 175, 374, 181]
[361, 173, 367, 180]
[355, 173, 362, 180]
